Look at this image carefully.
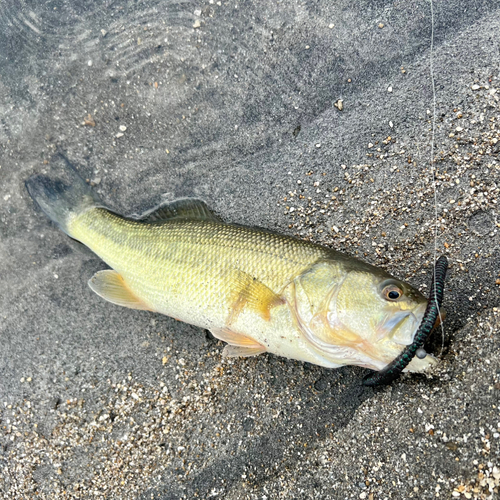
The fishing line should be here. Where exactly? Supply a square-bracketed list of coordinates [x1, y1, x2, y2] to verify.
[362, 1, 449, 386]
[428, 0, 446, 355]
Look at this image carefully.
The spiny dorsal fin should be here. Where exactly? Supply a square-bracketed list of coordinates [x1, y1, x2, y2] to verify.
[88, 270, 152, 311]
[139, 198, 221, 223]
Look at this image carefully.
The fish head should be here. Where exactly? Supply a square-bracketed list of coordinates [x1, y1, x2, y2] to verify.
[293, 259, 438, 372]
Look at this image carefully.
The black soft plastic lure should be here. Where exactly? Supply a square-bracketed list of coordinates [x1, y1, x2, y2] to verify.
[363, 256, 448, 387]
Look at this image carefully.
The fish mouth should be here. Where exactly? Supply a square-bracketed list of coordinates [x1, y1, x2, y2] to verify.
[379, 311, 411, 337]
[378, 306, 424, 346]
[363, 255, 449, 386]
[406, 306, 445, 344]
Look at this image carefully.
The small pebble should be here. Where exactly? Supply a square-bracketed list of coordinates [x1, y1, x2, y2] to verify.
[84, 114, 96, 127]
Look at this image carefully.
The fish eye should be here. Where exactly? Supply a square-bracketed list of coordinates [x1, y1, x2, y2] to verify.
[381, 283, 404, 301]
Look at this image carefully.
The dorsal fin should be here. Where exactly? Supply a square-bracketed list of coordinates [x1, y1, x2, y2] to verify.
[139, 198, 221, 223]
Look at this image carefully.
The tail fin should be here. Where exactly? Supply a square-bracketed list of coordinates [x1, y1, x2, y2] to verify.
[25, 155, 102, 236]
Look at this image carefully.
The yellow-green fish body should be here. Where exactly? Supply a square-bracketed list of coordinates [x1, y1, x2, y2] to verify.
[26, 161, 436, 373]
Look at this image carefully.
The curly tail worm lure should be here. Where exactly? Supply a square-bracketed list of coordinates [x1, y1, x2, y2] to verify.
[363, 255, 448, 387]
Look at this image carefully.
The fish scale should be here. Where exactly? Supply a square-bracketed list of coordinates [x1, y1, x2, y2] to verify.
[70, 209, 330, 315]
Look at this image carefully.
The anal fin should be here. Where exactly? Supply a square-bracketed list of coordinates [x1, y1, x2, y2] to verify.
[88, 270, 151, 311]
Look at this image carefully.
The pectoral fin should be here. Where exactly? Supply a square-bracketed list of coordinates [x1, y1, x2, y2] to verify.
[88, 270, 151, 311]
[227, 270, 285, 325]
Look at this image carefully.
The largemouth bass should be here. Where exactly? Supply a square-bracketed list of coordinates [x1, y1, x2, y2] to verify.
[26, 158, 437, 373]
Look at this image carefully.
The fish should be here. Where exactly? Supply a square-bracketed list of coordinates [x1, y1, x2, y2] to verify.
[26, 157, 437, 373]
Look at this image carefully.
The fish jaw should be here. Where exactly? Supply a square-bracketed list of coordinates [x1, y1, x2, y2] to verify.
[351, 301, 440, 373]
[401, 306, 445, 373]
[378, 301, 441, 373]
[376, 301, 426, 347]
[362, 301, 440, 373]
